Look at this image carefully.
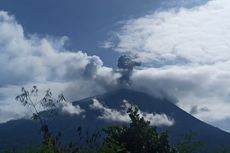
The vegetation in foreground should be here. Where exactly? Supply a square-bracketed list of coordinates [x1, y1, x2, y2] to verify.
[3, 86, 230, 153]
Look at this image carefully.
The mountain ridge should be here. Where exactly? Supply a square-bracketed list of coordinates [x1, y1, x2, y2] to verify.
[0, 88, 230, 152]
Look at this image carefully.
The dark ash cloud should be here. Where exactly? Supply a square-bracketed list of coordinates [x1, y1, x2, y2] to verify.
[117, 55, 141, 85]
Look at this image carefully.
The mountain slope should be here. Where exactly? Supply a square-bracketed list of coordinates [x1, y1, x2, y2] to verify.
[73, 88, 230, 149]
[0, 88, 229, 152]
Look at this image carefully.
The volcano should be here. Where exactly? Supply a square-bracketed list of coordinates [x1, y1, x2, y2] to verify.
[0, 88, 230, 152]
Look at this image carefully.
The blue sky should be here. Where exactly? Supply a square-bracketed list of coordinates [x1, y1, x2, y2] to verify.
[1, 0, 163, 66]
[2, 0, 230, 132]
[0, 0, 206, 66]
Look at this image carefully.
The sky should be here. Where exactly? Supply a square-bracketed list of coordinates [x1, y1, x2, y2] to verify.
[1, 0, 230, 132]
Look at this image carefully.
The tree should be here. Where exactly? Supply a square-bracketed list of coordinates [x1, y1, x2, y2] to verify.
[103, 106, 177, 153]
[176, 132, 205, 153]
[15, 86, 66, 142]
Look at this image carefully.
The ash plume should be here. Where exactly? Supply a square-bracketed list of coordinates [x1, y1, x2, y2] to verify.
[117, 55, 141, 85]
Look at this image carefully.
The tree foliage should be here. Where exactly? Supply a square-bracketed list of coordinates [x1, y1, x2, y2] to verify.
[176, 132, 205, 153]
[103, 106, 177, 153]
[15, 86, 66, 144]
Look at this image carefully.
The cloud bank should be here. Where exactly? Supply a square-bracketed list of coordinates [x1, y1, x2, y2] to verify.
[60, 102, 85, 115]
[0, 11, 113, 86]
[90, 99, 175, 127]
[112, 0, 230, 65]
[103, 0, 230, 128]
[1, 0, 230, 131]
[0, 11, 118, 122]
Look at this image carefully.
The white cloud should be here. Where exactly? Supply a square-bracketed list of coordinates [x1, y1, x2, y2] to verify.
[98, 41, 115, 49]
[104, 0, 230, 130]
[112, 0, 230, 65]
[143, 113, 175, 127]
[0, 10, 103, 85]
[90, 99, 174, 126]
[61, 102, 85, 115]
[130, 63, 230, 123]
[0, 107, 23, 123]
[0, 11, 118, 123]
[90, 99, 130, 123]
[0, 82, 82, 123]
